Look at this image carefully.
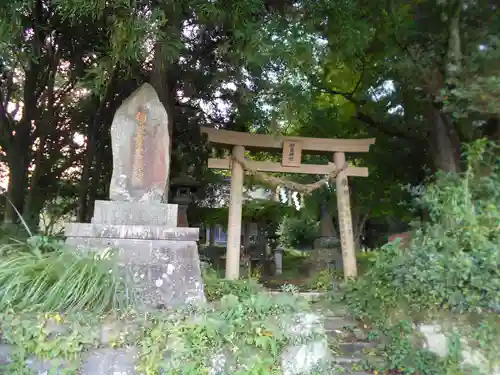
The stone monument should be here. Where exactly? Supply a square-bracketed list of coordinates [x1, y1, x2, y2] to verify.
[65, 83, 205, 309]
[109, 83, 170, 203]
[310, 204, 342, 272]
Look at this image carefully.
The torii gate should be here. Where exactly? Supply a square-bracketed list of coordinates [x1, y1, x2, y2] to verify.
[201, 127, 375, 280]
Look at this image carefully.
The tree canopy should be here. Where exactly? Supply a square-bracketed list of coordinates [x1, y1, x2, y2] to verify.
[0, 0, 498, 245]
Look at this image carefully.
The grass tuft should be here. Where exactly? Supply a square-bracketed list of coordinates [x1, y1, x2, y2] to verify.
[0, 242, 135, 313]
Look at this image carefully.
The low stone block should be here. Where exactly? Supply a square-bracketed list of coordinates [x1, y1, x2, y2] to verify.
[81, 347, 138, 375]
[281, 340, 331, 375]
[0, 344, 12, 366]
[420, 324, 500, 375]
[92, 200, 178, 227]
[200, 312, 331, 375]
[65, 237, 206, 308]
[65, 223, 198, 241]
[0, 344, 74, 374]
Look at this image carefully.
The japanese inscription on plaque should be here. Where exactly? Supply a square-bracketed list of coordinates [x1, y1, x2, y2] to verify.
[282, 140, 302, 167]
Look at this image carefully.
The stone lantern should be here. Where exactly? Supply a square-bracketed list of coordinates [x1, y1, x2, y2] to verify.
[170, 175, 199, 227]
[273, 247, 284, 275]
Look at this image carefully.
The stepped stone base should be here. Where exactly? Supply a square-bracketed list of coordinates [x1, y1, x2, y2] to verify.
[64, 200, 205, 309]
[92, 200, 178, 227]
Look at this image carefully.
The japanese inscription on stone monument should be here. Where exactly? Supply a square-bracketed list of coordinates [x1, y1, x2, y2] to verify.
[109, 83, 170, 203]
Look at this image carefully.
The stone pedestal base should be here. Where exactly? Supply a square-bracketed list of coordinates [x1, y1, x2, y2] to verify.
[64, 200, 205, 309]
[311, 237, 342, 272]
[91, 200, 178, 227]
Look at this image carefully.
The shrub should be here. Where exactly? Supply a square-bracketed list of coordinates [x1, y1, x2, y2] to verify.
[355, 251, 377, 275]
[306, 269, 335, 292]
[341, 140, 500, 374]
[278, 215, 319, 249]
[201, 264, 264, 300]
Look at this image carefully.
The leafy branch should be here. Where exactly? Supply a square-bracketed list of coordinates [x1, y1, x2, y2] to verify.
[315, 82, 425, 141]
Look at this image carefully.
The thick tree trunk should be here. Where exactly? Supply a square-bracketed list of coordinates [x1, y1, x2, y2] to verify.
[77, 74, 133, 221]
[23, 135, 47, 226]
[4, 56, 40, 224]
[427, 106, 462, 173]
[78, 116, 99, 222]
[353, 212, 369, 251]
[78, 77, 116, 222]
[424, 0, 462, 174]
[85, 138, 105, 221]
[319, 202, 336, 238]
[150, 42, 177, 203]
[348, 181, 368, 251]
[24, 191, 46, 229]
[4, 151, 29, 224]
[484, 117, 500, 141]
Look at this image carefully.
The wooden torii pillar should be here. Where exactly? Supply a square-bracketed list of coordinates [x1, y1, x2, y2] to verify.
[201, 127, 375, 280]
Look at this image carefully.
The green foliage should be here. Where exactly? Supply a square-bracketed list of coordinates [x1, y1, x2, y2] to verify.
[200, 199, 294, 229]
[356, 251, 377, 275]
[201, 264, 264, 301]
[199, 245, 226, 261]
[0, 225, 30, 247]
[137, 292, 314, 375]
[0, 236, 134, 313]
[279, 215, 319, 249]
[283, 249, 309, 272]
[0, 293, 315, 375]
[341, 140, 500, 374]
[306, 269, 335, 292]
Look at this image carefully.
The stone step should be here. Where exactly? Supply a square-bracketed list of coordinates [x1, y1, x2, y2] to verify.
[338, 341, 377, 356]
[329, 355, 372, 375]
[323, 316, 358, 330]
[267, 291, 325, 301]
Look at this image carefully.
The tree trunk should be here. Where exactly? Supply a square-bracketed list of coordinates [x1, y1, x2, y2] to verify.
[4, 151, 29, 224]
[209, 224, 215, 246]
[427, 106, 462, 173]
[85, 140, 105, 221]
[425, 0, 462, 174]
[78, 115, 99, 222]
[150, 41, 177, 203]
[23, 134, 47, 226]
[348, 181, 368, 251]
[78, 75, 118, 222]
[354, 212, 369, 251]
[484, 116, 500, 141]
[319, 202, 336, 238]
[4, 54, 40, 224]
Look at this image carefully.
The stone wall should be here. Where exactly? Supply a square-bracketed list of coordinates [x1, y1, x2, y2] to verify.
[419, 324, 500, 375]
[0, 311, 332, 375]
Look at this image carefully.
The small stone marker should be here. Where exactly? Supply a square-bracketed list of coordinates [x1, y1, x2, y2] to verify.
[109, 83, 170, 203]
